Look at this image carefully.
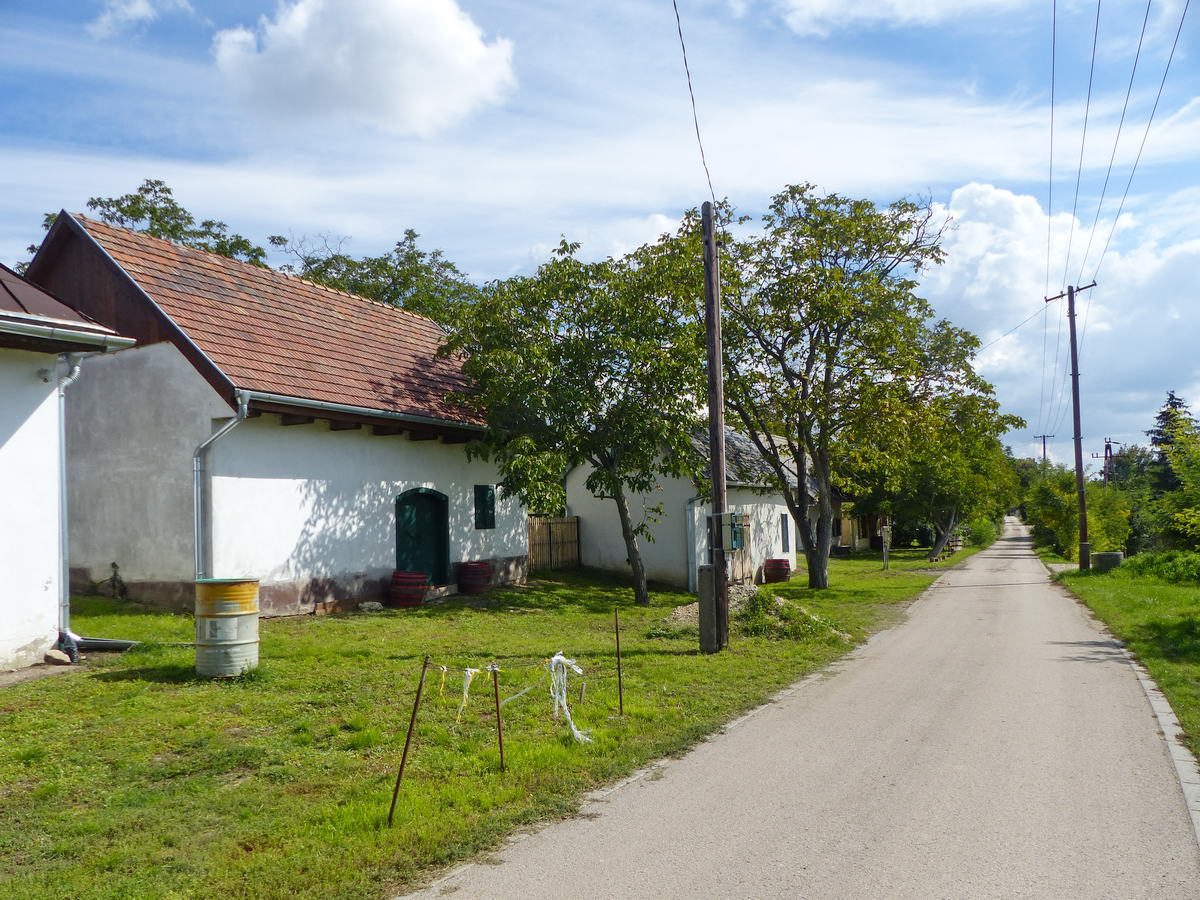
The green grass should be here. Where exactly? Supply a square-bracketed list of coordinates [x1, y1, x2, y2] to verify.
[1, 560, 950, 900]
[1033, 544, 1073, 566]
[1059, 567, 1200, 760]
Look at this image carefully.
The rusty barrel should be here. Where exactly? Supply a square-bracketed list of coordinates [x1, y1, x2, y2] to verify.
[457, 560, 492, 595]
[389, 571, 428, 608]
[195, 578, 260, 677]
[763, 558, 792, 583]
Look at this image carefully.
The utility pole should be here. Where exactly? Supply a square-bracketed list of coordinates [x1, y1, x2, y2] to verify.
[1034, 434, 1054, 461]
[701, 200, 728, 653]
[1045, 281, 1095, 569]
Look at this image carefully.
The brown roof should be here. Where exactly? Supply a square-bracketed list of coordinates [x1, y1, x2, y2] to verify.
[0, 262, 109, 329]
[72, 215, 480, 426]
[0, 261, 128, 354]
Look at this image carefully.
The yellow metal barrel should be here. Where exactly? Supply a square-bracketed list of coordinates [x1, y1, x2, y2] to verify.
[195, 578, 259, 677]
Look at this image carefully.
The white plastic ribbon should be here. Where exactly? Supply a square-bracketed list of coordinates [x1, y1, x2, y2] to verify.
[455, 667, 480, 724]
[548, 652, 591, 743]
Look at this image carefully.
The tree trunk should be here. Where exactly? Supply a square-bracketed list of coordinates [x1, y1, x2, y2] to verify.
[928, 509, 958, 560]
[610, 481, 651, 606]
[805, 497, 834, 589]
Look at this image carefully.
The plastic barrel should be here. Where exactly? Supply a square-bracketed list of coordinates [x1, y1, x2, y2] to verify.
[458, 560, 493, 595]
[195, 578, 259, 677]
[763, 558, 792, 583]
[389, 571, 429, 608]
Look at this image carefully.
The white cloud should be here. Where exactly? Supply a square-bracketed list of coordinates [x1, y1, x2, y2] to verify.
[923, 182, 1200, 460]
[774, 0, 1030, 37]
[87, 0, 191, 38]
[212, 0, 515, 137]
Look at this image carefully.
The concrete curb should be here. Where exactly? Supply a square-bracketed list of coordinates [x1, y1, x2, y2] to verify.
[1039, 556, 1200, 852]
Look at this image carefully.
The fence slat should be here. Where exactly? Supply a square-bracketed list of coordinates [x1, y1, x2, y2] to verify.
[528, 516, 580, 570]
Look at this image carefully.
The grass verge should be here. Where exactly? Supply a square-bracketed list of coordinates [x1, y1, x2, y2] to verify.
[1058, 567, 1200, 760]
[1, 557, 952, 900]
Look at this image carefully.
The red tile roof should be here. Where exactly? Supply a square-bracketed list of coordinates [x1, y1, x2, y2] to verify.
[74, 215, 480, 426]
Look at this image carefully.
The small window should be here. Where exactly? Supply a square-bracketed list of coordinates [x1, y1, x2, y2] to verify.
[781, 513, 790, 552]
[474, 485, 496, 530]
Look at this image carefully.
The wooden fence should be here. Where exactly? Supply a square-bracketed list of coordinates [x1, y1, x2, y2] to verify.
[528, 516, 580, 570]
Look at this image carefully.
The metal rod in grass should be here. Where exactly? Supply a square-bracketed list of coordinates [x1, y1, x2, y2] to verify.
[615, 607, 625, 717]
[387, 655, 429, 827]
[490, 663, 505, 773]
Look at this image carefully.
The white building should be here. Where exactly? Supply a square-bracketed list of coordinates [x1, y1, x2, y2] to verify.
[0, 263, 132, 669]
[27, 213, 527, 616]
[565, 429, 818, 591]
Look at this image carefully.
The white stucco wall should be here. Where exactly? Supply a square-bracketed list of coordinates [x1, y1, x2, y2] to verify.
[0, 348, 62, 669]
[66, 341, 231, 585]
[210, 417, 527, 586]
[565, 465, 798, 591]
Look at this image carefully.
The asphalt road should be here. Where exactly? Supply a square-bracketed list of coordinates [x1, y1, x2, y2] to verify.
[409, 518, 1200, 898]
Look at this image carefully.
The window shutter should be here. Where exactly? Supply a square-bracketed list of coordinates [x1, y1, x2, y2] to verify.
[474, 485, 496, 530]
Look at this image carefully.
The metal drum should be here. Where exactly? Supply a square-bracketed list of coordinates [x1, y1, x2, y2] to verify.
[195, 578, 260, 677]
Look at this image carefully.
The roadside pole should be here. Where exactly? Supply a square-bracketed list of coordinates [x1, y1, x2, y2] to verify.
[1046, 281, 1095, 570]
[701, 200, 728, 653]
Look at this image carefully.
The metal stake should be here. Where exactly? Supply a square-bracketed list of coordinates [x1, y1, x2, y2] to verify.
[615, 606, 625, 717]
[388, 655, 430, 827]
[491, 664, 505, 773]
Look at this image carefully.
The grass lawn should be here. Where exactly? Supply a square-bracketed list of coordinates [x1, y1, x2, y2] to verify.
[1, 553, 963, 900]
[1059, 567, 1200, 759]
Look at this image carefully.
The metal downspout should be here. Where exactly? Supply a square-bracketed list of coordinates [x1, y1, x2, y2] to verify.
[686, 495, 703, 593]
[57, 354, 84, 638]
[193, 391, 249, 580]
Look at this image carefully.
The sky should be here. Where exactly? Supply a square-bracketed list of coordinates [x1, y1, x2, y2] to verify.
[2, 0, 1197, 467]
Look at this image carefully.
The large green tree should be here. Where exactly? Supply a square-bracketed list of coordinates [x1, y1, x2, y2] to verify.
[443, 240, 705, 606]
[888, 393, 1023, 559]
[29, 178, 269, 266]
[709, 185, 970, 588]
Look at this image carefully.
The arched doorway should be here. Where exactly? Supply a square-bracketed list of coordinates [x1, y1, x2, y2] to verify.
[395, 488, 449, 585]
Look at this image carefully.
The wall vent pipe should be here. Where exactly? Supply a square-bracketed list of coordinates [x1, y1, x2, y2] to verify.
[193, 390, 249, 580]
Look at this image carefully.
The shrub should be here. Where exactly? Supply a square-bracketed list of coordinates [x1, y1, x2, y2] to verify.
[1118, 551, 1200, 584]
[964, 517, 998, 547]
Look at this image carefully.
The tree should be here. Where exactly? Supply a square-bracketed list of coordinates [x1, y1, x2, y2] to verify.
[269, 230, 480, 325]
[443, 240, 705, 606]
[712, 185, 964, 588]
[1147, 391, 1192, 494]
[1160, 415, 1200, 549]
[30, 179, 268, 266]
[1023, 464, 1131, 558]
[887, 393, 1023, 559]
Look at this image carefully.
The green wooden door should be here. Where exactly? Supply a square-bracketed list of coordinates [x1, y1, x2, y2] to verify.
[395, 489, 449, 585]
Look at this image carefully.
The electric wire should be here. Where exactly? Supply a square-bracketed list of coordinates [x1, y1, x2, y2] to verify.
[1074, 0, 1153, 285]
[1060, 0, 1102, 291]
[671, 0, 717, 207]
[977, 303, 1052, 355]
[1091, 0, 1191, 283]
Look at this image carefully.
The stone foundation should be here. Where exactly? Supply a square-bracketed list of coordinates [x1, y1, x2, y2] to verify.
[72, 555, 529, 618]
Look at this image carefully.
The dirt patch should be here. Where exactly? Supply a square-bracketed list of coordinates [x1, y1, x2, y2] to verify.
[0, 663, 77, 689]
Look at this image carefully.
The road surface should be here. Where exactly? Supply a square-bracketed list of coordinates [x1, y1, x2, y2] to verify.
[410, 518, 1200, 898]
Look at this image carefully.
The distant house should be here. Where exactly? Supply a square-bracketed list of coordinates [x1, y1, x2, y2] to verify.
[564, 428, 820, 591]
[27, 214, 527, 616]
[0, 263, 132, 670]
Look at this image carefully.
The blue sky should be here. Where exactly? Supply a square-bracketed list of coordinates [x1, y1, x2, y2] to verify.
[2, 0, 1197, 464]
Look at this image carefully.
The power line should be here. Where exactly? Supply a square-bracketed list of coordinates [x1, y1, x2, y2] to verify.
[1092, 0, 1191, 282]
[671, 0, 716, 206]
[976, 302, 1049, 354]
[1060, 0, 1102, 290]
[1074, 0, 1153, 285]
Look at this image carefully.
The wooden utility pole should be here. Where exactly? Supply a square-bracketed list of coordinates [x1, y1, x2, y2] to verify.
[701, 200, 728, 653]
[1034, 434, 1054, 461]
[1046, 282, 1095, 570]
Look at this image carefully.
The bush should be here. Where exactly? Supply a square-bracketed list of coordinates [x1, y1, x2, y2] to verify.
[1118, 551, 1200, 584]
[964, 517, 998, 547]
